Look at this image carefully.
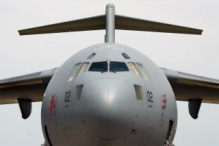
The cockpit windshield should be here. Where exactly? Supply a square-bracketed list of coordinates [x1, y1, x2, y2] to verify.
[110, 61, 129, 72]
[88, 61, 108, 72]
[89, 61, 129, 72]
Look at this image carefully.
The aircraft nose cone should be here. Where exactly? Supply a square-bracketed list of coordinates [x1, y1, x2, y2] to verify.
[82, 78, 134, 140]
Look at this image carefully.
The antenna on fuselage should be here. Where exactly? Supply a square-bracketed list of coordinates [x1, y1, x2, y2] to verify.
[18, 4, 203, 42]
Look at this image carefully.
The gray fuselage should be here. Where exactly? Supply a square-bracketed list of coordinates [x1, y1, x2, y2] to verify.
[41, 43, 177, 146]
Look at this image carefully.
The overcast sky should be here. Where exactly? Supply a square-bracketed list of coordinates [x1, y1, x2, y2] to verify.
[0, 1, 219, 146]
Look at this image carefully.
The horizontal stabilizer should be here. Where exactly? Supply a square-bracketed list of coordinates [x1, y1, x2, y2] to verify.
[115, 15, 202, 35]
[19, 15, 202, 35]
[19, 15, 105, 35]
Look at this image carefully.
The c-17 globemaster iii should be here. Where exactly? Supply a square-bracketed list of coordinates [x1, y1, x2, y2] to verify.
[0, 3, 218, 146]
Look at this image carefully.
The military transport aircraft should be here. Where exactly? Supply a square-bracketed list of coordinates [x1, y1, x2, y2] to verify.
[0, 3, 219, 146]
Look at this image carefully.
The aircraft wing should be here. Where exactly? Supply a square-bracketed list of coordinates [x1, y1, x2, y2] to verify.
[0, 68, 58, 104]
[161, 68, 219, 104]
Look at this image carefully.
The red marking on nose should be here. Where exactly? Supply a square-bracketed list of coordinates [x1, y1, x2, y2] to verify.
[164, 95, 167, 103]
[162, 94, 168, 108]
[49, 95, 55, 115]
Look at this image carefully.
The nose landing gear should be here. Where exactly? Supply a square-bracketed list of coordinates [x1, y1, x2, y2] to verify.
[164, 140, 175, 146]
[164, 120, 175, 146]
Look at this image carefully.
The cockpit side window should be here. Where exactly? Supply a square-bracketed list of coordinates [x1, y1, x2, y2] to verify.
[127, 62, 141, 77]
[136, 63, 150, 81]
[76, 62, 90, 77]
[121, 53, 131, 59]
[89, 61, 108, 72]
[87, 53, 96, 59]
[67, 63, 81, 82]
[110, 61, 129, 72]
